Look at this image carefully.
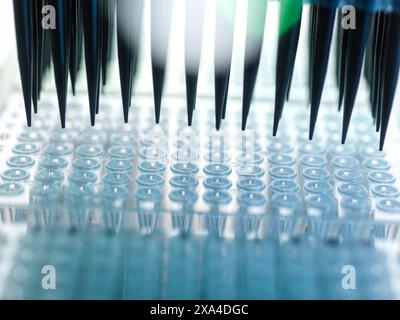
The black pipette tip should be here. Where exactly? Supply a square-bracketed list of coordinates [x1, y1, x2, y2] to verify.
[214, 72, 227, 131]
[221, 73, 230, 120]
[31, 0, 42, 115]
[308, 5, 336, 141]
[13, 0, 33, 127]
[184, 0, 205, 126]
[22, 93, 32, 127]
[341, 9, 373, 144]
[187, 106, 194, 127]
[374, 13, 389, 133]
[71, 80, 77, 96]
[116, 0, 134, 123]
[277, 0, 302, 110]
[155, 113, 160, 124]
[185, 73, 197, 126]
[309, 96, 323, 141]
[69, 0, 83, 97]
[214, 74, 225, 130]
[272, 116, 280, 137]
[59, 105, 66, 129]
[101, 0, 115, 87]
[337, 28, 348, 112]
[151, 0, 173, 125]
[32, 58, 38, 114]
[309, 113, 317, 141]
[274, 2, 302, 137]
[371, 13, 382, 112]
[341, 117, 350, 145]
[215, 111, 222, 130]
[33, 99, 38, 114]
[49, 0, 72, 129]
[242, 24, 265, 131]
[152, 63, 165, 124]
[378, 12, 400, 151]
[214, 0, 236, 129]
[35, 0, 45, 104]
[122, 85, 130, 123]
[90, 113, 96, 127]
[185, 71, 199, 126]
[82, 0, 103, 127]
[241, 106, 249, 131]
[123, 114, 129, 124]
[69, 53, 78, 96]
[379, 132, 386, 151]
[241, 65, 255, 131]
